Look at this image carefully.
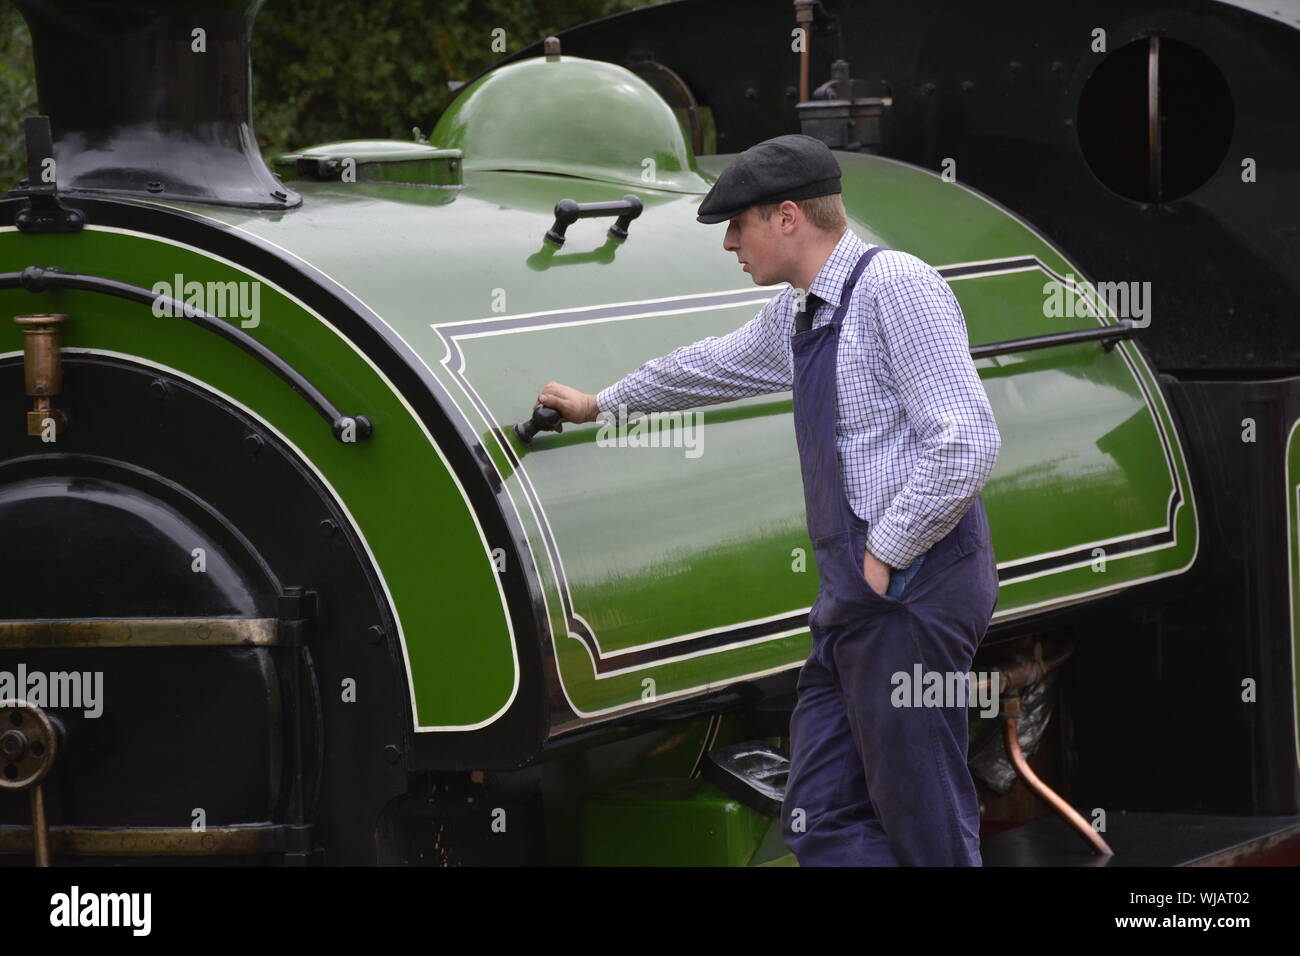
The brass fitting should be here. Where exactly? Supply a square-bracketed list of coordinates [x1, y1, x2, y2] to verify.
[14, 313, 67, 437]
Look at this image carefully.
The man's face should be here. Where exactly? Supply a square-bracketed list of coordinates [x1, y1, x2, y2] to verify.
[723, 205, 787, 286]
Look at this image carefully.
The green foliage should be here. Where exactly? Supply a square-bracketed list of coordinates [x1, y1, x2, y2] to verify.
[254, 0, 647, 158]
[0, 0, 648, 190]
[0, 7, 37, 189]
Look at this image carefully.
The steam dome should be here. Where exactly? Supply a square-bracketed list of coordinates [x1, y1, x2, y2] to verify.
[430, 55, 711, 194]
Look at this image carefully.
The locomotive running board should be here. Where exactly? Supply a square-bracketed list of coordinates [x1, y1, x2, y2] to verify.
[701, 740, 790, 818]
[982, 811, 1300, 866]
[0, 618, 278, 648]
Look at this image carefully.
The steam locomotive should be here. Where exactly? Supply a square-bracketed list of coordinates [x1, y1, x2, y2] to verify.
[1, 0, 1297, 866]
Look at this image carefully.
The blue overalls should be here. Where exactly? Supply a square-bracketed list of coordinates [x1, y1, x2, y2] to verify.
[781, 246, 1000, 866]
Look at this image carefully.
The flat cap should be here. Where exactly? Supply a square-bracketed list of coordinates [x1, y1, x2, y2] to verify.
[696, 133, 842, 224]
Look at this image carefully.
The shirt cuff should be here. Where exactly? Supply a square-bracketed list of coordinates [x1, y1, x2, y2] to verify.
[596, 382, 627, 417]
[867, 520, 920, 571]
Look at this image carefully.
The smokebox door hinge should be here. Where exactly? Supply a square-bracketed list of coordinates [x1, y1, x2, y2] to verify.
[8, 116, 85, 235]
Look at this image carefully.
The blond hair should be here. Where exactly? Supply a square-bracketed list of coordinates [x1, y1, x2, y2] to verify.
[754, 193, 847, 233]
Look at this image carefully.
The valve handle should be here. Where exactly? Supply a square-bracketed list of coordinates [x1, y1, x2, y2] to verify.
[514, 403, 564, 444]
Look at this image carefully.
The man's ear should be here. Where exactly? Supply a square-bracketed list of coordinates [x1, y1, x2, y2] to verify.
[778, 200, 799, 233]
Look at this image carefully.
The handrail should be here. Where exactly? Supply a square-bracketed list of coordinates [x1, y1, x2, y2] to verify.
[971, 319, 1137, 360]
[0, 264, 372, 443]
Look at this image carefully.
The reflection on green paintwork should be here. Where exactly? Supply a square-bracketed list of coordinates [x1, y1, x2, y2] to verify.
[84, 143, 1196, 727]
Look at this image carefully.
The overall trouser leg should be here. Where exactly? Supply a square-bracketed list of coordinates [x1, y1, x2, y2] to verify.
[783, 505, 993, 866]
[832, 508, 991, 865]
[784, 634, 902, 866]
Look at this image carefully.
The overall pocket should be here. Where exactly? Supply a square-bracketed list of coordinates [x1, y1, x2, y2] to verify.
[808, 531, 900, 628]
[845, 518, 904, 607]
[885, 552, 927, 599]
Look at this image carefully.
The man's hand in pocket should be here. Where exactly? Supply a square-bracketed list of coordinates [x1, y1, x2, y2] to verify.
[863, 548, 892, 596]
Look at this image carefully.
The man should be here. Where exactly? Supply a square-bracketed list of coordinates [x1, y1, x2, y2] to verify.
[537, 133, 1001, 866]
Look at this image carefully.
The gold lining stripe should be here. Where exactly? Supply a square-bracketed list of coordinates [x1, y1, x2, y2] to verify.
[0, 825, 287, 856]
[0, 618, 278, 648]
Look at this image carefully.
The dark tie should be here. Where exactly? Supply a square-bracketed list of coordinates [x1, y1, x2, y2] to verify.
[795, 292, 825, 333]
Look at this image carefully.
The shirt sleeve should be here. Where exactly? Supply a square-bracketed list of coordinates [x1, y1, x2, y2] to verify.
[865, 268, 1002, 569]
[596, 294, 793, 415]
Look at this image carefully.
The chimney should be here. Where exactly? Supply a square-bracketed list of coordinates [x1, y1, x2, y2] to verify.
[14, 0, 300, 209]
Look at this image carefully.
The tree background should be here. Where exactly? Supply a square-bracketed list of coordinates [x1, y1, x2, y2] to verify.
[0, 0, 647, 189]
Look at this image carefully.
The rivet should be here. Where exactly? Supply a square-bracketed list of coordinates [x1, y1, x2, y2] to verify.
[319, 519, 337, 538]
[149, 379, 169, 401]
[366, 625, 384, 645]
[383, 744, 401, 764]
[244, 433, 264, 457]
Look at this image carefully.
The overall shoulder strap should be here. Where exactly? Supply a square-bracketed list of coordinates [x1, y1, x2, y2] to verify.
[832, 245, 893, 326]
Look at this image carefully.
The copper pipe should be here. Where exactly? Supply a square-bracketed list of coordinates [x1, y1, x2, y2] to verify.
[794, 0, 815, 102]
[970, 642, 1072, 698]
[1003, 713, 1113, 856]
[1148, 36, 1162, 203]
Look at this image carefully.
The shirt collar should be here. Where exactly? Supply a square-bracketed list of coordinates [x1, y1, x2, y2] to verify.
[805, 228, 867, 309]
